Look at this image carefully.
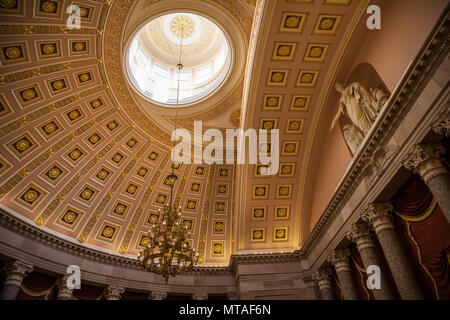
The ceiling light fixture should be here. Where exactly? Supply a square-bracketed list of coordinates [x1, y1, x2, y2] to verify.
[137, 24, 198, 283]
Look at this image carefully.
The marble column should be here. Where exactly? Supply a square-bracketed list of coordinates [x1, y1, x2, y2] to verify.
[103, 286, 125, 300]
[302, 273, 322, 300]
[0, 260, 33, 300]
[327, 249, 359, 300]
[403, 143, 450, 224]
[192, 293, 208, 300]
[150, 291, 167, 300]
[56, 275, 74, 300]
[312, 268, 335, 300]
[362, 202, 424, 300]
[346, 222, 395, 300]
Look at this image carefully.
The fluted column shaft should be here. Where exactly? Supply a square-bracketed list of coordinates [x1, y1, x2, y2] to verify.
[403, 143, 450, 224]
[312, 269, 335, 300]
[362, 202, 424, 300]
[0, 260, 33, 300]
[347, 222, 395, 300]
[328, 249, 359, 300]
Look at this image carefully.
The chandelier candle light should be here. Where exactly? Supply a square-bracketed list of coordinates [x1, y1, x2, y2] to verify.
[137, 23, 198, 282]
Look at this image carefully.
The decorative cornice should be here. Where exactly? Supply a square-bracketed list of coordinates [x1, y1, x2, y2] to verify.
[228, 251, 302, 272]
[299, 7, 449, 258]
[0, 209, 302, 275]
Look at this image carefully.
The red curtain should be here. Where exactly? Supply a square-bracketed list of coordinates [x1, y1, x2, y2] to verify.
[16, 271, 58, 300]
[121, 291, 148, 300]
[73, 283, 104, 300]
[393, 175, 450, 300]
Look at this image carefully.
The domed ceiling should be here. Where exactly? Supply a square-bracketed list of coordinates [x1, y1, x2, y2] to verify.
[127, 12, 232, 106]
[0, 0, 362, 266]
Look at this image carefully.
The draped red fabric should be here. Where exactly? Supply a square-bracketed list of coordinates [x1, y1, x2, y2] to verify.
[393, 175, 450, 300]
[16, 271, 58, 300]
[121, 291, 148, 300]
[392, 176, 434, 216]
[73, 283, 104, 300]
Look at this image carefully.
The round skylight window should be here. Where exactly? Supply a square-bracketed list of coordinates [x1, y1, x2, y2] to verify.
[126, 13, 232, 106]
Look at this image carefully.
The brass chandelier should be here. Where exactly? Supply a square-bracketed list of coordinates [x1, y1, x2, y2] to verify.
[137, 173, 198, 283]
[137, 24, 198, 282]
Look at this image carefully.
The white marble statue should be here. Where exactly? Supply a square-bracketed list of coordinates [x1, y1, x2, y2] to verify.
[343, 124, 365, 155]
[330, 82, 380, 135]
[370, 87, 389, 111]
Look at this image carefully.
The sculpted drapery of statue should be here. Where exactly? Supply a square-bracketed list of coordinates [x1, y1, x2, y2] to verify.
[343, 124, 365, 155]
[331, 81, 389, 155]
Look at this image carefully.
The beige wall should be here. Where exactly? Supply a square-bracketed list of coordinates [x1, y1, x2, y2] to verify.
[305, 0, 447, 237]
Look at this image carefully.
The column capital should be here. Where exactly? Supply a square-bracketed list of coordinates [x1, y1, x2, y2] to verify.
[327, 248, 352, 273]
[0, 260, 33, 300]
[103, 285, 125, 300]
[361, 202, 394, 234]
[302, 271, 316, 284]
[192, 293, 208, 300]
[56, 275, 71, 289]
[403, 143, 448, 183]
[346, 222, 374, 250]
[150, 291, 167, 300]
[312, 268, 333, 290]
[432, 109, 450, 137]
[3, 260, 33, 278]
[56, 275, 74, 300]
[56, 275, 74, 291]
[3, 260, 33, 287]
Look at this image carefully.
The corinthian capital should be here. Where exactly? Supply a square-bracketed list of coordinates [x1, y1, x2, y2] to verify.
[346, 222, 374, 251]
[103, 286, 124, 300]
[2, 260, 33, 287]
[312, 268, 333, 290]
[327, 248, 352, 273]
[4, 260, 33, 278]
[403, 143, 448, 183]
[192, 293, 208, 300]
[312, 268, 332, 282]
[361, 202, 394, 234]
[432, 109, 450, 137]
[150, 291, 167, 300]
